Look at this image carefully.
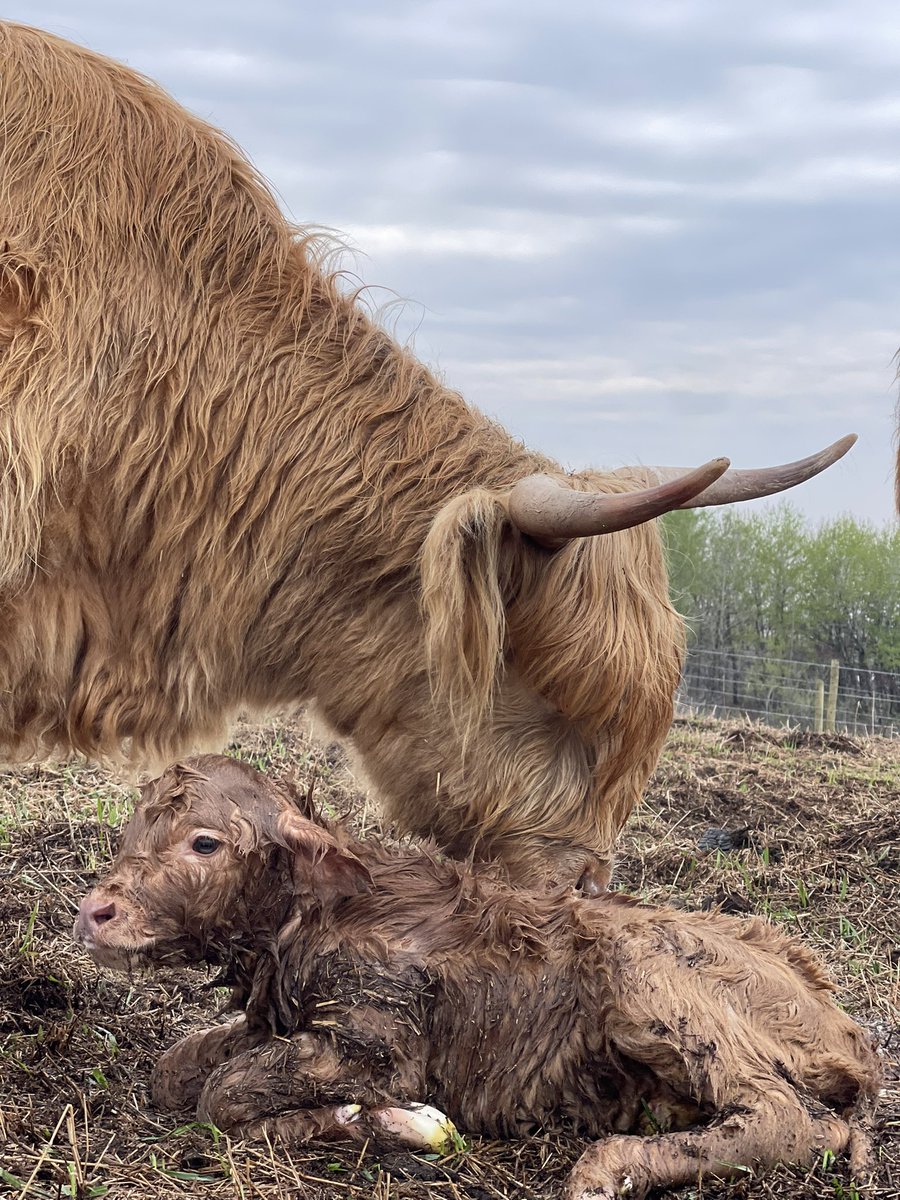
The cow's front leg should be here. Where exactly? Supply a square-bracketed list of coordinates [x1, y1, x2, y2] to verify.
[152, 1017, 265, 1112]
[196, 1032, 457, 1152]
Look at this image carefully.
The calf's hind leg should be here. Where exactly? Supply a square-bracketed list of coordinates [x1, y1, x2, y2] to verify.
[565, 1085, 851, 1200]
[196, 1032, 457, 1152]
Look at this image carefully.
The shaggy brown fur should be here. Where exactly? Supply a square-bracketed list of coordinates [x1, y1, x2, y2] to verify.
[75, 756, 880, 1199]
[0, 22, 690, 888]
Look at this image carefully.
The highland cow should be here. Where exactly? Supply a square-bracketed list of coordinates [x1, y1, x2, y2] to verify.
[75, 756, 880, 1200]
[0, 22, 854, 887]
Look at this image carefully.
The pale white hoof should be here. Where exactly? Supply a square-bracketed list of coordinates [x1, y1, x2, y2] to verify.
[371, 1102, 461, 1153]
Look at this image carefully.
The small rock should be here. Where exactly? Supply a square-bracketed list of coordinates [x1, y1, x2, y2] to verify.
[697, 827, 738, 853]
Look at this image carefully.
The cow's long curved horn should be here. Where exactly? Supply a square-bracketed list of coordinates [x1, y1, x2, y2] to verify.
[507, 457, 731, 546]
[611, 434, 858, 508]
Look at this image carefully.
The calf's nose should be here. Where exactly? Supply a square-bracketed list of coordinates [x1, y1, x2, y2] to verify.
[75, 895, 118, 942]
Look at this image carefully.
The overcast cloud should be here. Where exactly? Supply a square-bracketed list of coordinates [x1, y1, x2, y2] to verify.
[8, 1, 900, 522]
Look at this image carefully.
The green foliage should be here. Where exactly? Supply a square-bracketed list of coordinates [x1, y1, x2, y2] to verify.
[662, 505, 900, 731]
[662, 505, 900, 672]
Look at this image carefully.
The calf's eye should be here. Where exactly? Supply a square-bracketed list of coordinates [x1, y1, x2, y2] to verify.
[192, 835, 221, 855]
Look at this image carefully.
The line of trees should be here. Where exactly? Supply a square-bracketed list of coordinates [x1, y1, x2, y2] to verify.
[661, 506, 900, 730]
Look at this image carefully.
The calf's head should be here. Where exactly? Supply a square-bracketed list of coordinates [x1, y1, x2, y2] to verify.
[74, 755, 370, 971]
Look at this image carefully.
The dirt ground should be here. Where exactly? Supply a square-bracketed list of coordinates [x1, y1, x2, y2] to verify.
[0, 714, 897, 1199]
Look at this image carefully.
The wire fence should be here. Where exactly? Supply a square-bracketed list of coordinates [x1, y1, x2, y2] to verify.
[676, 648, 900, 738]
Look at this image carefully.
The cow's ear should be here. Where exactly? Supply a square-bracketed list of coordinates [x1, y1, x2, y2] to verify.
[0, 245, 41, 342]
[273, 808, 372, 908]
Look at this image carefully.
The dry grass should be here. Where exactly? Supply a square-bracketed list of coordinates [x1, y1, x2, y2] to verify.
[0, 713, 897, 1199]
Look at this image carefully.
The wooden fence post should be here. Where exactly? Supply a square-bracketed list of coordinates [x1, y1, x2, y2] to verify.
[814, 679, 825, 733]
[825, 658, 840, 732]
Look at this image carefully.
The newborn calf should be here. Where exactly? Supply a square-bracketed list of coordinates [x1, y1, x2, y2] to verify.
[75, 755, 879, 1199]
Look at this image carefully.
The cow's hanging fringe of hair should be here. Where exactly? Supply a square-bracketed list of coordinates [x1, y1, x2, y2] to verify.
[421, 477, 684, 835]
[420, 490, 511, 746]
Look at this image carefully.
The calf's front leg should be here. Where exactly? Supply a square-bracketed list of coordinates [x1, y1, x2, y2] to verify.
[197, 1031, 457, 1152]
[151, 1017, 265, 1112]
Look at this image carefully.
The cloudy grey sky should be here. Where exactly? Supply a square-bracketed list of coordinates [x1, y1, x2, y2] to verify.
[9, 2, 900, 523]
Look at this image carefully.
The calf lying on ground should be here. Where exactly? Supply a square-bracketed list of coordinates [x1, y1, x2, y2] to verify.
[75, 755, 879, 1199]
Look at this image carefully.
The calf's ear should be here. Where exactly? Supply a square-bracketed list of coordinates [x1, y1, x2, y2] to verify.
[273, 809, 372, 908]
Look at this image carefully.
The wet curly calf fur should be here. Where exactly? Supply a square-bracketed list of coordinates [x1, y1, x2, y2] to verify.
[75, 756, 880, 1199]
